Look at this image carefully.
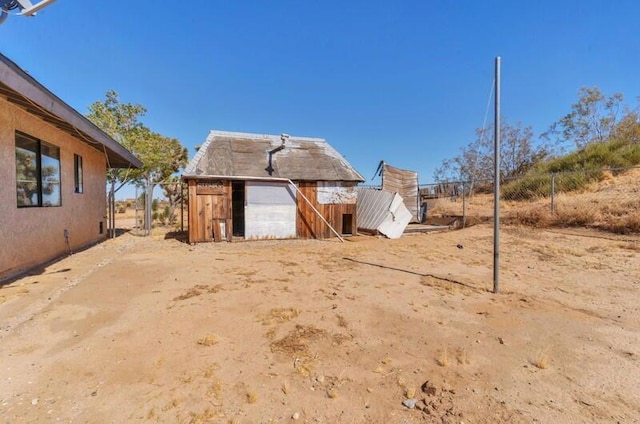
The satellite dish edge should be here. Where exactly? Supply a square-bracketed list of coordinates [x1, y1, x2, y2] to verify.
[0, 0, 57, 24]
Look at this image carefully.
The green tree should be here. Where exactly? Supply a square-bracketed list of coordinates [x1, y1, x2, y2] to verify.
[87, 90, 188, 197]
[134, 127, 188, 202]
[613, 107, 640, 145]
[161, 175, 186, 226]
[87, 90, 146, 195]
[544, 87, 623, 150]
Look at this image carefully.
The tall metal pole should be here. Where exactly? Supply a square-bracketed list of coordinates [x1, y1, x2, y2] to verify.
[146, 183, 153, 236]
[135, 185, 139, 235]
[110, 184, 115, 238]
[493, 57, 501, 294]
[462, 181, 467, 229]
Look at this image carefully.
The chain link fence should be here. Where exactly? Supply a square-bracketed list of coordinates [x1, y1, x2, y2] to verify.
[108, 181, 188, 238]
[421, 166, 640, 234]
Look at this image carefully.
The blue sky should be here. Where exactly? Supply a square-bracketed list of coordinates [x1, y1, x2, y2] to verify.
[3, 1, 639, 197]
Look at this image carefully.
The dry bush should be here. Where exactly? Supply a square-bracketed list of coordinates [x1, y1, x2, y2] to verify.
[504, 205, 552, 228]
[326, 387, 338, 399]
[270, 324, 327, 357]
[531, 351, 549, 369]
[259, 307, 300, 325]
[246, 389, 258, 404]
[197, 334, 219, 346]
[336, 314, 348, 328]
[455, 347, 470, 365]
[437, 168, 640, 234]
[436, 348, 449, 367]
[188, 408, 216, 423]
[174, 285, 208, 301]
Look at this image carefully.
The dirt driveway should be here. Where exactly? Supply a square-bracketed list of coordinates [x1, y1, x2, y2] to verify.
[1, 225, 638, 423]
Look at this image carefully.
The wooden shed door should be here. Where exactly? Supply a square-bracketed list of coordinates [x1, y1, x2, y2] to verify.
[245, 181, 297, 239]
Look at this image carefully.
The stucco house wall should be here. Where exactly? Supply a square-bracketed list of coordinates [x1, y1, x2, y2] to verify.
[0, 96, 107, 279]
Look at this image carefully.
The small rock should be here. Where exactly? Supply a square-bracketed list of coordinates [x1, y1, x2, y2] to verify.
[292, 412, 300, 420]
[31, 398, 38, 405]
[91, 391, 97, 397]
[402, 398, 417, 409]
[498, 337, 505, 345]
[421, 381, 437, 396]
[415, 400, 427, 411]
[456, 244, 464, 249]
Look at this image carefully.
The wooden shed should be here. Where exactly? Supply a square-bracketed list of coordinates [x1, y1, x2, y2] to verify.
[182, 131, 364, 243]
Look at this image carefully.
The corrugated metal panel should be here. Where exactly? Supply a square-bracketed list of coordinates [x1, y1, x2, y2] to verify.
[183, 130, 364, 182]
[245, 182, 297, 239]
[377, 194, 413, 239]
[357, 188, 396, 231]
[356, 188, 411, 239]
[381, 164, 419, 222]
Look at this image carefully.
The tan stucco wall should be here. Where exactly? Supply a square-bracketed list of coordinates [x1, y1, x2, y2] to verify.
[0, 97, 107, 280]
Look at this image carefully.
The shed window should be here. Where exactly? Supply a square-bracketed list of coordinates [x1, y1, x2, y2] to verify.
[15, 131, 61, 207]
[74, 154, 83, 193]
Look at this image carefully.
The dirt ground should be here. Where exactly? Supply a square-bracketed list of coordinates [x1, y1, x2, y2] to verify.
[1, 224, 639, 423]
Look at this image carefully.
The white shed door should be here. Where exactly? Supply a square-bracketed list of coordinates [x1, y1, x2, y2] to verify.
[245, 182, 297, 239]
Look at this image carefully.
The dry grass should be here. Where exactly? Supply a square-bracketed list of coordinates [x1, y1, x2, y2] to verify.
[246, 389, 258, 404]
[531, 350, 550, 369]
[455, 347, 470, 365]
[197, 334, 219, 347]
[326, 386, 338, 399]
[270, 324, 327, 357]
[336, 314, 348, 328]
[430, 169, 640, 234]
[161, 398, 180, 411]
[436, 348, 449, 367]
[372, 366, 385, 374]
[188, 407, 216, 423]
[173, 284, 222, 301]
[202, 363, 220, 378]
[405, 386, 416, 398]
[206, 381, 222, 398]
[281, 380, 290, 395]
[259, 307, 300, 325]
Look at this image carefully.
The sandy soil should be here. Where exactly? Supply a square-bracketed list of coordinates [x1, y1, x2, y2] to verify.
[1, 224, 638, 423]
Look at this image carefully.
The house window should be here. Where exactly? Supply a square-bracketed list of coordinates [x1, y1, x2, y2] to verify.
[15, 131, 61, 207]
[74, 154, 83, 193]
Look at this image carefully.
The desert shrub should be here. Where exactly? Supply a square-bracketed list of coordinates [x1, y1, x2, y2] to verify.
[608, 211, 640, 234]
[552, 206, 598, 227]
[502, 175, 550, 200]
[155, 205, 177, 226]
[504, 205, 552, 227]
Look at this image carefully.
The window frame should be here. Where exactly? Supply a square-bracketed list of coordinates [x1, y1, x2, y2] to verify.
[15, 131, 62, 208]
[74, 154, 83, 194]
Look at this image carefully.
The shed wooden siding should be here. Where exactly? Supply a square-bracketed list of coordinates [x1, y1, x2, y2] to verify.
[187, 179, 357, 243]
[187, 179, 232, 243]
[296, 182, 357, 239]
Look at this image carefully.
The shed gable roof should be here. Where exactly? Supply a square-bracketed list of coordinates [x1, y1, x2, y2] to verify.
[183, 130, 364, 182]
[0, 53, 141, 169]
